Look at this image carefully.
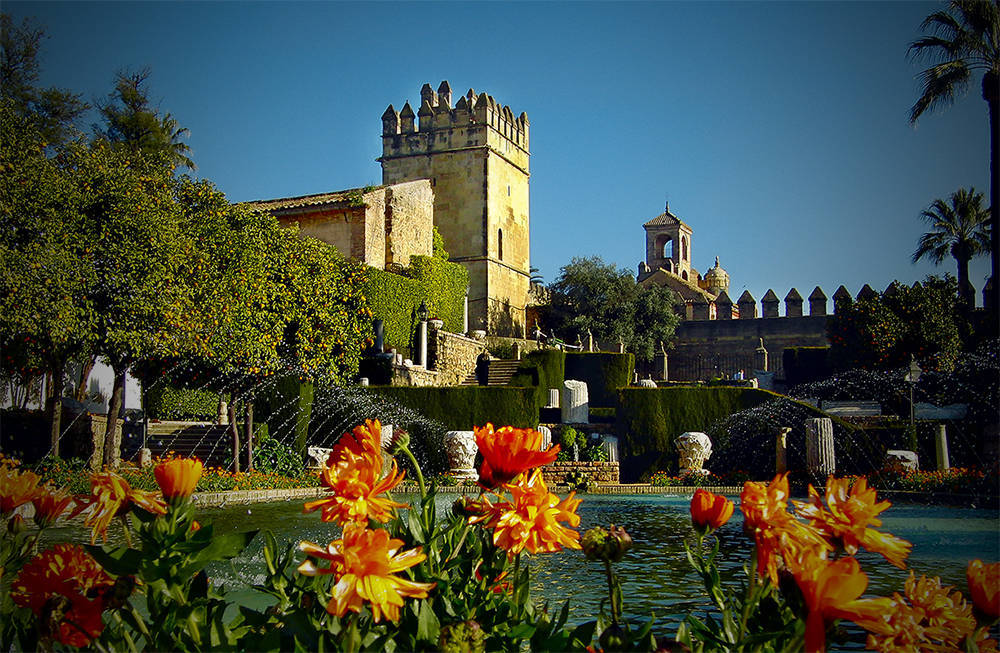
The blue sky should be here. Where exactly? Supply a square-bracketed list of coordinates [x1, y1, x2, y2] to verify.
[7, 1, 992, 308]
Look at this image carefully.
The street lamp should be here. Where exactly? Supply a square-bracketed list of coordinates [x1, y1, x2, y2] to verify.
[417, 300, 429, 323]
[904, 356, 922, 435]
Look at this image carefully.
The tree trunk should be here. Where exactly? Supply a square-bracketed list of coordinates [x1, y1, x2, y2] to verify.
[102, 366, 127, 469]
[983, 72, 999, 326]
[957, 253, 973, 312]
[244, 400, 254, 471]
[229, 388, 241, 473]
[46, 358, 65, 458]
[75, 354, 96, 402]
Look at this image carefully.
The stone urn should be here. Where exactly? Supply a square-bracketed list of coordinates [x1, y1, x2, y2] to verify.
[675, 431, 712, 476]
[428, 318, 444, 330]
[471, 329, 486, 341]
[445, 430, 479, 481]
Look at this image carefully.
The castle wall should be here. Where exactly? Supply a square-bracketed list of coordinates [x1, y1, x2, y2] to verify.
[384, 181, 434, 267]
[277, 205, 378, 267]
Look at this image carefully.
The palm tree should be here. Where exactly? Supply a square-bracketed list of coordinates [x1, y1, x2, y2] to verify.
[913, 187, 990, 308]
[909, 0, 999, 315]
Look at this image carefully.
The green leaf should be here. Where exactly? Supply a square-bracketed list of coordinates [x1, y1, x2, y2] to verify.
[84, 544, 143, 576]
[567, 620, 598, 648]
[415, 599, 440, 643]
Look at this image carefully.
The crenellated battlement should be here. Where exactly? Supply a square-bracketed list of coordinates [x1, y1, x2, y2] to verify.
[688, 283, 886, 321]
[379, 81, 529, 171]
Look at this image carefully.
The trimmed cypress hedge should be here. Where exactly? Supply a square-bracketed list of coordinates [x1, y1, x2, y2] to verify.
[145, 384, 222, 421]
[367, 386, 538, 430]
[509, 349, 565, 408]
[363, 256, 468, 353]
[565, 352, 635, 408]
[254, 375, 315, 456]
[615, 386, 774, 480]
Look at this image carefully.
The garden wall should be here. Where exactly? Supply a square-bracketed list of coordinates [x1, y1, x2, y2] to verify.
[565, 352, 634, 408]
[541, 461, 619, 485]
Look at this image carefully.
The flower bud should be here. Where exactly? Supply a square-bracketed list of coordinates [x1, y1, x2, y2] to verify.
[388, 428, 410, 455]
[439, 620, 485, 653]
[599, 622, 627, 650]
[8, 513, 28, 535]
[582, 524, 633, 563]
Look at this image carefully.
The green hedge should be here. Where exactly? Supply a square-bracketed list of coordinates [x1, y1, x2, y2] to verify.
[145, 384, 223, 421]
[565, 352, 635, 408]
[363, 256, 468, 352]
[509, 349, 565, 409]
[615, 387, 774, 480]
[254, 375, 315, 456]
[783, 347, 832, 387]
[367, 386, 538, 430]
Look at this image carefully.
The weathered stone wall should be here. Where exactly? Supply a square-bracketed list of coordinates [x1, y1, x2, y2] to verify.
[541, 461, 620, 485]
[385, 181, 434, 267]
[389, 364, 439, 387]
[428, 329, 486, 385]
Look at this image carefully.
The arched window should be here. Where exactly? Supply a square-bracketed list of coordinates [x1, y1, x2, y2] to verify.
[498, 228, 504, 261]
[681, 270, 689, 281]
[657, 236, 673, 260]
[682, 236, 688, 261]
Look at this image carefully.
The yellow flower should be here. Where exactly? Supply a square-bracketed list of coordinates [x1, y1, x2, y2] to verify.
[297, 523, 435, 623]
[793, 476, 911, 569]
[303, 420, 406, 526]
[471, 469, 582, 557]
[75, 471, 167, 544]
[0, 466, 42, 516]
[154, 457, 203, 500]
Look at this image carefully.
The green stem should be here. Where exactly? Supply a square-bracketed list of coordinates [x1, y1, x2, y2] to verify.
[119, 515, 132, 548]
[444, 521, 471, 564]
[738, 546, 760, 645]
[399, 444, 426, 499]
[603, 559, 621, 624]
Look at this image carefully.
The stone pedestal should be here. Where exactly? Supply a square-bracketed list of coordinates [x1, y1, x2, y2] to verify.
[445, 431, 478, 481]
[675, 431, 712, 476]
[139, 448, 153, 468]
[775, 427, 791, 474]
[602, 435, 619, 463]
[546, 388, 560, 408]
[886, 449, 919, 473]
[637, 378, 657, 388]
[561, 380, 589, 424]
[217, 400, 229, 425]
[935, 424, 950, 471]
[805, 418, 835, 479]
[418, 321, 428, 367]
[537, 425, 552, 450]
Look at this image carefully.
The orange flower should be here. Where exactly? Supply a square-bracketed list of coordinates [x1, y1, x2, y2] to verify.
[793, 476, 911, 569]
[740, 474, 829, 585]
[11, 544, 114, 648]
[75, 471, 167, 544]
[786, 553, 888, 653]
[154, 457, 203, 500]
[471, 469, 581, 557]
[968, 559, 1000, 618]
[297, 523, 436, 622]
[854, 573, 977, 652]
[690, 488, 734, 534]
[474, 423, 559, 489]
[0, 466, 42, 516]
[303, 420, 406, 526]
[31, 486, 76, 529]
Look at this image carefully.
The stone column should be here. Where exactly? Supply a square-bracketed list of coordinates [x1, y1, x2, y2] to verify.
[655, 342, 668, 381]
[775, 426, 791, 474]
[805, 418, 835, 480]
[537, 425, 552, 450]
[935, 424, 950, 471]
[444, 430, 478, 481]
[561, 380, 589, 424]
[418, 320, 428, 368]
[602, 435, 619, 463]
[463, 293, 469, 334]
[587, 329, 594, 352]
[546, 388, 560, 408]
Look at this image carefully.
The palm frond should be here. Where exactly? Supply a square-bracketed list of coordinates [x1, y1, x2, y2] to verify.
[910, 59, 971, 122]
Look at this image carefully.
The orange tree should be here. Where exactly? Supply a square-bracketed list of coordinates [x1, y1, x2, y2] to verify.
[0, 102, 95, 454]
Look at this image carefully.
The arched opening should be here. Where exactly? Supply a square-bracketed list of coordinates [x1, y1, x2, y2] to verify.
[655, 234, 673, 261]
[681, 270, 689, 281]
[682, 236, 688, 261]
[498, 228, 504, 261]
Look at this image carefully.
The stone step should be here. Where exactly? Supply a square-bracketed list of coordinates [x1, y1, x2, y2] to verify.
[460, 359, 522, 386]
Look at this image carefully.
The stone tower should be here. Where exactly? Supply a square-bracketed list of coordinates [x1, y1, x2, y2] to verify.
[378, 81, 530, 336]
[643, 202, 693, 282]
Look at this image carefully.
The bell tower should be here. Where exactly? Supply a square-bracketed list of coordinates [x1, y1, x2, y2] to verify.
[643, 202, 693, 282]
[378, 81, 530, 336]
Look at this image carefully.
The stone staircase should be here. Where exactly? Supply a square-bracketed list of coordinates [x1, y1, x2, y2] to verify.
[461, 359, 522, 386]
[133, 422, 232, 468]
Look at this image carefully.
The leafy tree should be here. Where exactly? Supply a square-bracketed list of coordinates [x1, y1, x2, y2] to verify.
[912, 187, 990, 309]
[544, 256, 679, 360]
[0, 102, 94, 453]
[96, 68, 194, 170]
[828, 276, 963, 372]
[432, 225, 449, 260]
[0, 13, 87, 145]
[69, 141, 195, 467]
[909, 0, 1000, 316]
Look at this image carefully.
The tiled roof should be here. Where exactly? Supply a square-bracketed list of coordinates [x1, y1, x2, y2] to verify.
[643, 211, 691, 230]
[246, 185, 384, 212]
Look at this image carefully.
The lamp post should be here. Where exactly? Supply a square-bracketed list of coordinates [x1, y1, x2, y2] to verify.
[417, 301, 429, 367]
[904, 356, 922, 436]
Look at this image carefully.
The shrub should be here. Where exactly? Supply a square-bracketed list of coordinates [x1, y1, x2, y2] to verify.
[145, 384, 222, 421]
[367, 386, 537, 431]
[565, 352, 634, 408]
[509, 348, 565, 409]
[253, 374, 315, 455]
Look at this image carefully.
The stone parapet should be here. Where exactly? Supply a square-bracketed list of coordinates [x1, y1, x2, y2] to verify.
[428, 330, 486, 385]
[541, 461, 619, 485]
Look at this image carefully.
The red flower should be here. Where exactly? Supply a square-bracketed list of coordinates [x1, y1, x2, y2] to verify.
[690, 488, 734, 534]
[474, 423, 559, 489]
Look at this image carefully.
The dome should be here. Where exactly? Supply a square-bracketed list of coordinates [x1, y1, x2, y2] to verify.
[703, 256, 729, 295]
